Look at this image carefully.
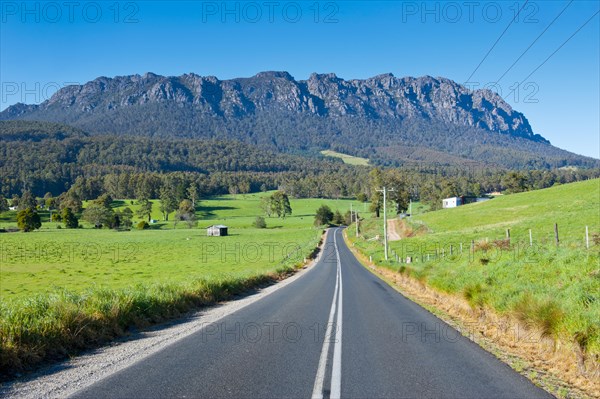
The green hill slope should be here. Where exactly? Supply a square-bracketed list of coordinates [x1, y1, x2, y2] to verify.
[418, 179, 599, 245]
[352, 179, 600, 357]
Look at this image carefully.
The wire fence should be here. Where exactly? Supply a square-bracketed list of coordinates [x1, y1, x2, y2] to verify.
[381, 224, 599, 265]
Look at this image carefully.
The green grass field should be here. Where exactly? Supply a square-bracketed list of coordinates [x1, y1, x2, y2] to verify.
[349, 179, 600, 356]
[320, 150, 370, 166]
[0, 193, 356, 299]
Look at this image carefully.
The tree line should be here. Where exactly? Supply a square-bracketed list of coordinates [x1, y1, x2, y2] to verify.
[1, 121, 598, 232]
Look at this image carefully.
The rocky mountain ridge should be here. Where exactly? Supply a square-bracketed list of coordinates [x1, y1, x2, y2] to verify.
[1, 71, 543, 142]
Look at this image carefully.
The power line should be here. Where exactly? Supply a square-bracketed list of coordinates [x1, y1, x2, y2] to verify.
[496, 0, 574, 84]
[465, 0, 530, 83]
[505, 8, 599, 100]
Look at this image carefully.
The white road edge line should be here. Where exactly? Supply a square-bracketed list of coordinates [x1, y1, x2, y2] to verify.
[311, 228, 341, 399]
[330, 229, 343, 399]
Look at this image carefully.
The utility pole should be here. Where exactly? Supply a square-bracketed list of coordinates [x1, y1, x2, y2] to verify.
[350, 203, 359, 237]
[355, 208, 359, 238]
[376, 187, 394, 260]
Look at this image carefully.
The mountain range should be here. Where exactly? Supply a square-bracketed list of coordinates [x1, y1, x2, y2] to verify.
[1, 71, 597, 169]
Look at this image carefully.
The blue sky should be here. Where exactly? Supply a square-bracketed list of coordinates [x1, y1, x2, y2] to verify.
[1, 1, 598, 158]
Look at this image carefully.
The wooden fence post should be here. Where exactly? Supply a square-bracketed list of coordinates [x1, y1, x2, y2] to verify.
[506, 228, 510, 244]
[529, 229, 532, 246]
[554, 223, 559, 246]
[585, 226, 589, 249]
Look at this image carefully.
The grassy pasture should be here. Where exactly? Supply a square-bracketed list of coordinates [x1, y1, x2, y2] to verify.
[320, 150, 370, 166]
[0, 193, 355, 299]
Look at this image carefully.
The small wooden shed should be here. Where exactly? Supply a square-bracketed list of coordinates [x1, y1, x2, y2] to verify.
[207, 225, 228, 237]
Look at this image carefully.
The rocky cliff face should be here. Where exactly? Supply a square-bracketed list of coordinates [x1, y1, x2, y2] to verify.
[0, 71, 540, 142]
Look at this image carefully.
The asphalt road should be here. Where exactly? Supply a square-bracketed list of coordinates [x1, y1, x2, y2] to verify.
[72, 228, 553, 399]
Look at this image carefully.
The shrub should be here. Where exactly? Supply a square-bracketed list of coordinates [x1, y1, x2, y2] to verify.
[474, 239, 493, 252]
[314, 205, 334, 226]
[252, 216, 267, 229]
[493, 238, 511, 250]
[16, 208, 41, 232]
[463, 284, 488, 308]
[513, 293, 564, 338]
[574, 324, 599, 354]
[137, 221, 150, 230]
[62, 207, 79, 229]
[333, 210, 344, 225]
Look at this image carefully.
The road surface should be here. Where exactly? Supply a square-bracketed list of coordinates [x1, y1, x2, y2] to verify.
[72, 228, 552, 399]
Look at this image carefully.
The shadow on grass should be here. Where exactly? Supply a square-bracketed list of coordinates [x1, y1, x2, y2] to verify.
[111, 200, 128, 209]
[196, 205, 237, 219]
[0, 212, 16, 222]
[148, 223, 168, 230]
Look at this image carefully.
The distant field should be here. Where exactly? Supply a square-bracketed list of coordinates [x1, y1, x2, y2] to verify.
[320, 150, 369, 166]
[349, 179, 600, 355]
[0, 193, 355, 299]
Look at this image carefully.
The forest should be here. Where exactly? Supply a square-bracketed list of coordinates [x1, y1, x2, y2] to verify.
[1, 120, 598, 215]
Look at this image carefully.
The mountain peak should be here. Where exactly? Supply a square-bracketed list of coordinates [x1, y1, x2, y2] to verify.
[253, 71, 294, 80]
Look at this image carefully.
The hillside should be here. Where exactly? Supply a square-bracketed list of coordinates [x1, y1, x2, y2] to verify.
[416, 179, 600, 242]
[2, 72, 597, 169]
[350, 179, 600, 370]
[0, 120, 368, 198]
